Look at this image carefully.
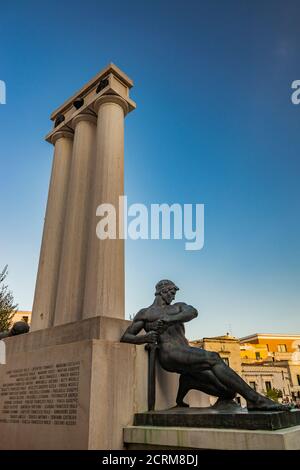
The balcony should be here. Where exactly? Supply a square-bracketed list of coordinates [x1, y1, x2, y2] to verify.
[273, 352, 293, 361]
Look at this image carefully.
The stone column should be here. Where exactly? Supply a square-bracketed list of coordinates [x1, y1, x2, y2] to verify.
[83, 95, 128, 320]
[31, 130, 74, 331]
[54, 112, 97, 326]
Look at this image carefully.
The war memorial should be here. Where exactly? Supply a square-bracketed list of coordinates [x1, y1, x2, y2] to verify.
[1, 64, 300, 450]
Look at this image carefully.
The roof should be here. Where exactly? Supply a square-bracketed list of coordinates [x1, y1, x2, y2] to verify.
[240, 333, 300, 342]
[203, 334, 238, 341]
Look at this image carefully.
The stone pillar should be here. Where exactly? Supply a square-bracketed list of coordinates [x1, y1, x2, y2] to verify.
[31, 130, 74, 331]
[32, 64, 135, 329]
[83, 95, 128, 320]
[54, 112, 97, 326]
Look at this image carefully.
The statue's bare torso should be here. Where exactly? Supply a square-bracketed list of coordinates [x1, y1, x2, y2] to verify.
[134, 303, 212, 375]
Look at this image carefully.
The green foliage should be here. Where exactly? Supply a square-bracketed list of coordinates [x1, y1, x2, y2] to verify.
[0, 265, 17, 333]
[264, 388, 283, 402]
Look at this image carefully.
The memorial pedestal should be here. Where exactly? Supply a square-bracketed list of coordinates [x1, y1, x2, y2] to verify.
[134, 407, 300, 430]
[0, 317, 208, 449]
[124, 407, 300, 450]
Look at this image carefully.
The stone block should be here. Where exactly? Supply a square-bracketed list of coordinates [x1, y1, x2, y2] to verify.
[133, 407, 300, 430]
[124, 424, 300, 450]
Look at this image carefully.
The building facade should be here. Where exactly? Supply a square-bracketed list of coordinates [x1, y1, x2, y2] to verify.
[240, 334, 300, 401]
[191, 332, 300, 403]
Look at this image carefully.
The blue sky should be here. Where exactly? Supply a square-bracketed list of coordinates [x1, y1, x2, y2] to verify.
[0, 0, 299, 339]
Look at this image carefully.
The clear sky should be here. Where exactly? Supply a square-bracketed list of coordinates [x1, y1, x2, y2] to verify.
[0, 0, 299, 339]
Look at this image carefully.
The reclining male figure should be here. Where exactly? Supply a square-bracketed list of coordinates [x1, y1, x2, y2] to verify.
[121, 280, 288, 411]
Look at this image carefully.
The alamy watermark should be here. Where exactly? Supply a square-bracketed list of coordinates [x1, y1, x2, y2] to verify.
[0, 80, 6, 104]
[0, 340, 6, 365]
[291, 80, 300, 104]
[96, 197, 204, 251]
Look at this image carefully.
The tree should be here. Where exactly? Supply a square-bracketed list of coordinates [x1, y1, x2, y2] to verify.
[0, 265, 18, 332]
[265, 388, 283, 402]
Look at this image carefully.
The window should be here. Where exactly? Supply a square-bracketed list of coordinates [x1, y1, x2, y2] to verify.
[278, 344, 287, 352]
[265, 381, 272, 391]
[249, 381, 256, 391]
[297, 375, 300, 386]
[222, 358, 229, 366]
[255, 352, 261, 360]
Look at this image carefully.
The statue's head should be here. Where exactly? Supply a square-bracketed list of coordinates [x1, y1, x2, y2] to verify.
[155, 279, 179, 305]
[9, 321, 30, 336]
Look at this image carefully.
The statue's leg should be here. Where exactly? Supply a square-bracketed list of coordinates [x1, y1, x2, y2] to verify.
[176, 370, 235, 407]
[187, 349, 289, 411]
[176, 374, 193, 407]
[189, 370, 236, 399]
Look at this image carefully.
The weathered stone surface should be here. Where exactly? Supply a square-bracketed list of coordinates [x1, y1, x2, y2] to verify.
[124, 424, 300, 450]
[0, 339, 92, 449]
[134, 407, 300, 430]
[2, 316, 130, 357]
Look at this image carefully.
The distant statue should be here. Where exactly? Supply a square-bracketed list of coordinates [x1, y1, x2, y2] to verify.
[121, 280, 288, 411]
[0, 321, 30, 340]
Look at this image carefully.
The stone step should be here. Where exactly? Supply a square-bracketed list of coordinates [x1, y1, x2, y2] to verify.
[134, 407, 300, 430]
[124, 424, 300, 450]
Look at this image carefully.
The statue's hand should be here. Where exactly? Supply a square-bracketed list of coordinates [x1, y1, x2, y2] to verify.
[149, 319, 166, 333]
[145, 331, 159, 343]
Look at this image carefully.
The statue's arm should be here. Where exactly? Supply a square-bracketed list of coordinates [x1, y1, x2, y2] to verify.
[120, 310, 158, 344]
[162, 302, 198, 324]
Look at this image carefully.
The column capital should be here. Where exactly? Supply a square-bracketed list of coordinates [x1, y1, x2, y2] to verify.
[45, 64, 136, 144]
[72, 110, 97, 127]
[93, 94, 129, 116]
[50, 129, 74, 145]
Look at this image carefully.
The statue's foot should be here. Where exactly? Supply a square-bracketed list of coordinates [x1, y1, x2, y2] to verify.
[176, 401, 189, 408]
[247, 397, 291, 412]
[212, 398, 241, 411]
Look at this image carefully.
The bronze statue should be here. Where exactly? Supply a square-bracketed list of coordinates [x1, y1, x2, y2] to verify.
[0, 321, 30, 339]
[121, 279, 288, 411]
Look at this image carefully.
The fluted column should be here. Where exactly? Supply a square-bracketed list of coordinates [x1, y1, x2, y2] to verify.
[54, 112, 97, 325]
[31, 130, 74, 331]
[83, 95, 128, 320]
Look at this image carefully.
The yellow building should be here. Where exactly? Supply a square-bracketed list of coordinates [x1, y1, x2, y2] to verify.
[240, 333, 300, 362]
[11, 310, 32, 325]
[240, 333, 300, 400]
[240, 343, 269, 363]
